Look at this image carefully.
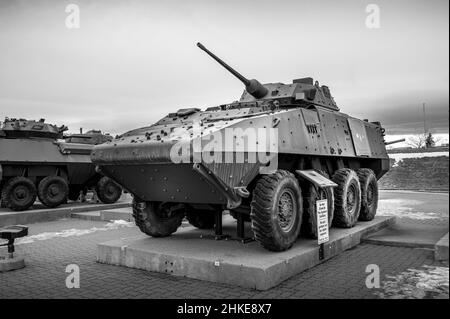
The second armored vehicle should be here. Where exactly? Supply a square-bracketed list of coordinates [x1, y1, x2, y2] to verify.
[0, 118, 122, 211]
[92, 43, 390, 251]
[64, 129, 113, 145]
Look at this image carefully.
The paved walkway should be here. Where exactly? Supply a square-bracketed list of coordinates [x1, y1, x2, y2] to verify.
[368, 191, 449, 248]
[0, 190, 448, 299]
[0, 217, 447, 299]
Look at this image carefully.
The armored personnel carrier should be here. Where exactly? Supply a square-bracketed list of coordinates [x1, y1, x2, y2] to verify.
[91, 43, 391, 251]
[0, 118, 122, 211]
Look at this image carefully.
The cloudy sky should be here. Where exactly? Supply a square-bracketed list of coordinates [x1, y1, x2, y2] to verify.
[0, 0, 448, 136]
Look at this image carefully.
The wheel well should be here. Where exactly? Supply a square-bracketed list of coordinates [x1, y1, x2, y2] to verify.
[247, 154, 385, 190]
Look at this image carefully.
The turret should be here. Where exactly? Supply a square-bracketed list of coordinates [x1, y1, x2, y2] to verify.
[64, 130, 113, 145]
[0, 118, 68, 139]
[197, 43, 339, 111]
[197, 42, 269, 99]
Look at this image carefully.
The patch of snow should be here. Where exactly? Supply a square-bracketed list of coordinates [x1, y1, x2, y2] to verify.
[17, 220, 134, 244]
[389, 152, 449, 167]
[377, 199, 442, 220]
[375, 265, 449, 299]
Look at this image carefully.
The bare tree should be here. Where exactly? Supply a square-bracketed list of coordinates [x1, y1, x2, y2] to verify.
[406, 134, 426, 148]
[425, 132, 435, 148]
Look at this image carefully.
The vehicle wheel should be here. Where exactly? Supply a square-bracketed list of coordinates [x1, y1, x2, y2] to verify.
[332, 168, 361, 228]
[0, 184, 5, 207]
[95, 177, 122, 204]
[38, 176, 69, 208]
[357, 168, 379, 221]
[132, 199, 185, 237]
[250, 170, 303, 251]
[2, 177, 37, 211]
[0, 187, 6, 208]
[186, 209, 215, 229]
[301, 171, 335, 239]
[68, 186, 81, 201]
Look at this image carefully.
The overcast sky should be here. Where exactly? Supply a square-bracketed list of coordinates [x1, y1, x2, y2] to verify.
[0, 0, 448, 136]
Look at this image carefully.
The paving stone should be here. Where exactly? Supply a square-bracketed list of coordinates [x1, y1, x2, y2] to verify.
[0, 217, 446, 299]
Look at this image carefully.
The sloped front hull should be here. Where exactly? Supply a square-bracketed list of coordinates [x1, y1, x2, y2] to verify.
[100, 163, 226, 204]
[97, 159, 261, 205]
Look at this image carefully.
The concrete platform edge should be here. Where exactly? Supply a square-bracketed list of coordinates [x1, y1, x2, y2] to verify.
[435, 232, 449, 261]
[97, 216, 395, 290]
[0, 202, 131, 227]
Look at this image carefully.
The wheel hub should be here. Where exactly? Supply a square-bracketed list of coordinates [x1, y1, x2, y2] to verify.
[14, 186, 28, 200]
[277, 189, 296, 232]
[157, 202, 185, 219]
[106, 184, 115, 195]
[347, 184, 357, 212]
[49, 185, 60, 197]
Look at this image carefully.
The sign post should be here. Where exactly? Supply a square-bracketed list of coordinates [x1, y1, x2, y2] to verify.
[316, 199, 329, 260]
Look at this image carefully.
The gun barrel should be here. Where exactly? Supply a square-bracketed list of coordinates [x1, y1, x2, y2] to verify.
[197, 42, 268, 99]
[197, 42, 250, 86]
[384, 138, 406, 145]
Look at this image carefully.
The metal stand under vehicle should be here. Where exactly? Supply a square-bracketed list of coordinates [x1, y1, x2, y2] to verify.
[213, 210, 229, 240]
[204, 210, 254, 243]
[235, 212, 254, 243]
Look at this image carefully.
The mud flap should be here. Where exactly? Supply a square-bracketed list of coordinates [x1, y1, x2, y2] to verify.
[295, 170, 337, 188]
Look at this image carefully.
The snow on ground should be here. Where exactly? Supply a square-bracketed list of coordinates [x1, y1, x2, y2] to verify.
[16, 220, 134, 244]
[375, 265, 449, 299]
[389, 152, 449, 167]
[377, 199, 443, 220]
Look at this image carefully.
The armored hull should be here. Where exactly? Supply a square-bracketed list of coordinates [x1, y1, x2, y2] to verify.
[91, 43, 391, 251]
[93, 105, 389, 205]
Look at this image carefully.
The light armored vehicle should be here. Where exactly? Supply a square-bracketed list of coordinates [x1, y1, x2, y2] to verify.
[91, 43, 391, 251]
[0, 118, 122, 211]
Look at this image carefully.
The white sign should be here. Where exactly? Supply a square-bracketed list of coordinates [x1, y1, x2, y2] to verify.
[316, 199, 329, 245]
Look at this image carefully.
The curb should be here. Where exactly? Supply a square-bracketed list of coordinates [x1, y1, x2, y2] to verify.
[435, 232, 449, 261]
[0, 202, 131, 227]
[379, 189, 449, 194]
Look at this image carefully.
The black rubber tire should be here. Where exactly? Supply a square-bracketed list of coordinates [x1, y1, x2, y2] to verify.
[0, 183, 4, 208]
[68, 186, 81, 201]
[301, 172, 335, 239]
[332, 168, 361, 228]
[132, 199, 185, 237]
[357, 168, 379, 221]
[250, 170, 303, 252]
[0, 185, 6, 208]
[186, 209, 215, 229]
[95, 177, 122, 204]
[38, 176, 69, 208]
[2, 177, 37, 211]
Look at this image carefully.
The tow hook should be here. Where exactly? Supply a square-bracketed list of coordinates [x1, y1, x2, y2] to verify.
[234, 187, 250, 198]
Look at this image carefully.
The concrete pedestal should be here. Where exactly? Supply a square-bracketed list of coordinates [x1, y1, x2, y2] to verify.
[97, 215, 395, 290]
[0, 256, 25, 272]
